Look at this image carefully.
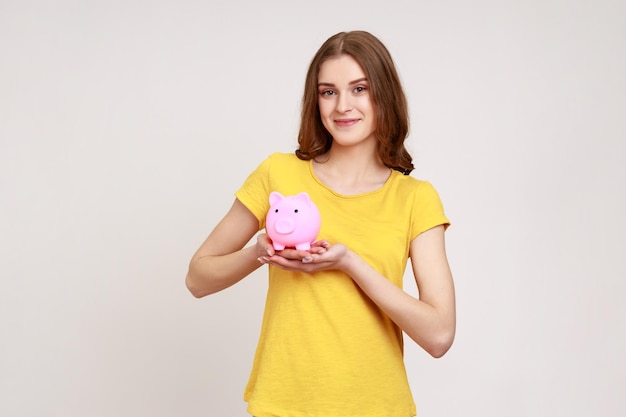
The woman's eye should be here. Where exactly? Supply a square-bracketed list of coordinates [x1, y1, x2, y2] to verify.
[354, 86, 367, 93]
[320, 90, 335, 96]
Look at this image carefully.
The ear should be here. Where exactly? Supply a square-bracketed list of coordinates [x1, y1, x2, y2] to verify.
[269, 191, 284, 206]
[294, 192, 312, 206]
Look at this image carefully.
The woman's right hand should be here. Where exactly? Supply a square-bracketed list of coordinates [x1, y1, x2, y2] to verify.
[255, 233, 275, 260]
[256, 239, 346, 274]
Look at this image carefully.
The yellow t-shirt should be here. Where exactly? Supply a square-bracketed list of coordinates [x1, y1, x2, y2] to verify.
[235, 153, 449, 417]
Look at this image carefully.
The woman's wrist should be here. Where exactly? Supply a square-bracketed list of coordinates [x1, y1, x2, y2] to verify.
[338, 247, 359, 276]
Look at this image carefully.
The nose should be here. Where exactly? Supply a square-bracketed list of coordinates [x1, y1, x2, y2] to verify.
[336, 93, 352, 113]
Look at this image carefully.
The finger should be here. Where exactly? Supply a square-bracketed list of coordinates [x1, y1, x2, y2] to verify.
[311, 240, 330, 248]
[264, 255, 304, 270]
[308, 246, 327, 255]
[275, 249, 310, 260]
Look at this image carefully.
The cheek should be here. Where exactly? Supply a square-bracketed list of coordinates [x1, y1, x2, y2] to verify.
[363, 100, 376, 126]
[320, 117, 332, 133]
[359, 96, 375, 112]
[318, 101, 334, 127]
[318, 100, 333, 117]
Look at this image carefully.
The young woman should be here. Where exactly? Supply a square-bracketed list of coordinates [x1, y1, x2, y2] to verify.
[186, 30, 456, 417]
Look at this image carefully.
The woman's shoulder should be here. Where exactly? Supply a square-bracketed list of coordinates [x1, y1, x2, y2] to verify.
[248, 152, 301, 171]
[390, 170, 435, 191]
[266, 151, 302, 162]
[263, 152, 308, 170]
[388, 171, 444, 203]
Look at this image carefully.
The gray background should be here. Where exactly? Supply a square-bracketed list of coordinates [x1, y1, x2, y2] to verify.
[1, 0, 625, 416]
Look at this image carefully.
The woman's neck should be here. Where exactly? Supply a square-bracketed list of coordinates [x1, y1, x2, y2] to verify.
[312, 146, 391, 195]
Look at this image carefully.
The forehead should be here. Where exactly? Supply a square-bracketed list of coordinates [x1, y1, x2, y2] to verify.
[318, 55, 366, 84]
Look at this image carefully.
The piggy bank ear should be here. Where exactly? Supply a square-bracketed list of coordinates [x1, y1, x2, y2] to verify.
[269, 192, 284, 206]
[294, 192, 312, 206]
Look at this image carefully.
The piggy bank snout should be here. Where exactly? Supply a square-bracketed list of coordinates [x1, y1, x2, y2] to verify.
[274, 217, 295, 234]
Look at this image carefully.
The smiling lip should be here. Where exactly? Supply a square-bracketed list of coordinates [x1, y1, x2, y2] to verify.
[335, 118, 359, 127]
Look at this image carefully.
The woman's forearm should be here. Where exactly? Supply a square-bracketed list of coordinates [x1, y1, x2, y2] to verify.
[341, 250, 455, 358]
[186, 245, 262, 298]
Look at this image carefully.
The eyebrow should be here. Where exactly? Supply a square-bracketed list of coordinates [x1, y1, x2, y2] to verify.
[317, 77, 368, 88]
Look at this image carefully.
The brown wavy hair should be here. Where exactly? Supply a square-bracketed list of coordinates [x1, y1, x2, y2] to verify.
[295, 31, 414, 175]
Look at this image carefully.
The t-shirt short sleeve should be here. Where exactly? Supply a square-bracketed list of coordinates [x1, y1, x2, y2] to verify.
[410, 180, 450, 240]
[234, 154, 274, 229]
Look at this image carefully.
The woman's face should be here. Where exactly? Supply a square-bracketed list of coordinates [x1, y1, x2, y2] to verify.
[317, 55, 376, 149]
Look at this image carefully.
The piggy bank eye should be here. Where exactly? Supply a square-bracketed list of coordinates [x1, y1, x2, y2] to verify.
[274, 209, 279, 213]
[294, 209, 299, 213]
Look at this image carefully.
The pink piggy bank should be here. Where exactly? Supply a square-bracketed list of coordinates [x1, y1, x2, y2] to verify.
[266, 191, 321, 251]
